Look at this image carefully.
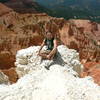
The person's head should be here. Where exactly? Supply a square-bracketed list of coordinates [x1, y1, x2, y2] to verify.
[45, 31, 54, 39]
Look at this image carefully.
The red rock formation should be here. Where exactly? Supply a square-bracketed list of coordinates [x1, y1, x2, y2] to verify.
[59, 19, 100, 62]
[2, 68, 18, 84]
[0, 3, 13, 16]
[81, 62, 100, 85]
[0, 1, 100, 84]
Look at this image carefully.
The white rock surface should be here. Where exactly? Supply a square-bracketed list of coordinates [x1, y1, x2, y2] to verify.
[15, 45, 83, 77]
[0, 45, 100, 100]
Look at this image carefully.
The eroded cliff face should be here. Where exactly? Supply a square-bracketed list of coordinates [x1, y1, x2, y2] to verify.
[81, 62, 100, 85]
[0, 2, 100, 84]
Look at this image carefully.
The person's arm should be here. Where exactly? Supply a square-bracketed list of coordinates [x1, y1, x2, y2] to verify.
[38, 39, 45, 54]
[47, 39, 57, 57]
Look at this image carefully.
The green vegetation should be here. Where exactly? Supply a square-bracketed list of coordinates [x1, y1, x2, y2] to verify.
[36, 0, 100, 23]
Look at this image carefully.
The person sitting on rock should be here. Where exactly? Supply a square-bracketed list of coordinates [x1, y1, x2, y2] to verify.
[38, 31, 57, 60]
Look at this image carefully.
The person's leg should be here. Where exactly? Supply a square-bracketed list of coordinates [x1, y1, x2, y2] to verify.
[39, 50, 50, 59]
[39, 53, 47, 59]
[49, 49, 57, 60]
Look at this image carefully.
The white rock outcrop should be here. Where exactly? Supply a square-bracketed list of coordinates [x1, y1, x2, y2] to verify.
[0, 45, 100, 100]
[15, 45, 83, 77]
